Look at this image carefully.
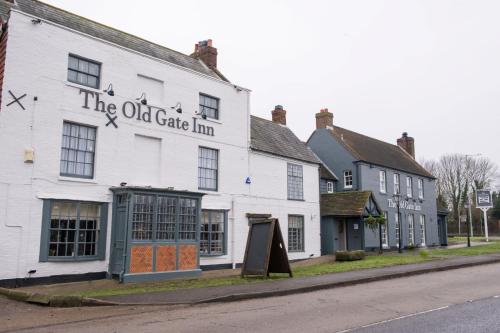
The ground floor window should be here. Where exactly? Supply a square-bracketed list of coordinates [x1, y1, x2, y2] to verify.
[381, 211, 389, 247]
[200, 210, 227, 256]
[420, 215, 426, 246]
[40, 200, 108, 261]
[395, 213, 400, 247]
[288, 215, 304, 252]
[408, 214, 415, 246]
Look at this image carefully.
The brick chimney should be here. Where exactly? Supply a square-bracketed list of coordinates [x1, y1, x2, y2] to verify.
[271, 105, 286, 125]
[397, 132, 415, 158]
[315, 108, 333, 129]
[191, 39, 217, 69]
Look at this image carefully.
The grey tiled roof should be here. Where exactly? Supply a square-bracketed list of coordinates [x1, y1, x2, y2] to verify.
[321, 191, 381, 217]
[328, 126, 435, 179]
[0, 0, 226, 81]
[251, 115, 320, 164]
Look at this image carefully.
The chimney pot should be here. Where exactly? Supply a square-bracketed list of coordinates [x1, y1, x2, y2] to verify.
[315, 108, 333, 129]
[271, 105, 287, 125]
[191, 39, 218, 69]
[397, 132, 415, 158]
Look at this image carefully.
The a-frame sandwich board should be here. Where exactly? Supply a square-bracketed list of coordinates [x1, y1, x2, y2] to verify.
[241, 218, 293, 278]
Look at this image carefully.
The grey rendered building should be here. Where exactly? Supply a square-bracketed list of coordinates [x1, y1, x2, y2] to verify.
[309, 109, 447, 253]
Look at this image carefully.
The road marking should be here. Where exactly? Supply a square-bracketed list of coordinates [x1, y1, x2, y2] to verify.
[335, 306, 449, 333]
[494, 295, 500, 298]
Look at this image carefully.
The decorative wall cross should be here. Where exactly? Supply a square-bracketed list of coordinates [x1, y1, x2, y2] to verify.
[7, 90, 27, 110]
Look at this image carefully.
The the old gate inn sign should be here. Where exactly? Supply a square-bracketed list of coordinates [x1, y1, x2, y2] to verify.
[387, 198, 422, 211]
[79, 89, 215, 136]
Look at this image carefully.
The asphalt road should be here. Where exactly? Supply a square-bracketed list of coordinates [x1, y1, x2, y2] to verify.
[2, 263, 500, 333]
[348, 296, 500, 333]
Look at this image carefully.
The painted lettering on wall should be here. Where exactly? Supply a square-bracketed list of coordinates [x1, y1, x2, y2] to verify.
[79, 89, 215, 136]
[387, 198, 422, 211]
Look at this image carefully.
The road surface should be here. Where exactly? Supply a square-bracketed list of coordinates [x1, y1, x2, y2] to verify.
[2, 262, 500, 333]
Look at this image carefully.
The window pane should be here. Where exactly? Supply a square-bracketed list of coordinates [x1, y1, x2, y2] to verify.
[199, 94, 219, 120]
[287, 164, 303, 200]
[131, 195, 154, 240]
[67, 55, 101, 89]
[198, 147, 218, 190]
[288, 215, 304, 252]
[60, 122, 96, 178]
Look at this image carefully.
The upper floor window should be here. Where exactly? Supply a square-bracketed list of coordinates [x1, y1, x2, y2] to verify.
[68, 54, 101, 89]
[60, 122, 96, 179]
[418, 179, 424, 199]
[326, 181, 334, 193]
[394, 173, 400, 195]
[199, 93, 219, 120]
[406, 176, 413, 198]
[344, 170, 353, 189]
[379, 170, 387, 193]
[198, 147, 218, 191]
[287, 163, 304, 200]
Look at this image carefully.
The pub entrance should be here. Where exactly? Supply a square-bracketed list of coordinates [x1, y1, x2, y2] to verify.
[109, 187, 204, 283]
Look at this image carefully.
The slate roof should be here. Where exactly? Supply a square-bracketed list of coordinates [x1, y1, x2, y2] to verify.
[0, 0, 226, 81]
[250, 116, 320, 164]
[327, 126, 435, 179]
[321, 191, 380, 217]
[320, 164, 337, 180]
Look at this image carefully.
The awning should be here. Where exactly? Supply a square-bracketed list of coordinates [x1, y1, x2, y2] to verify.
[321, 191, 381, 217]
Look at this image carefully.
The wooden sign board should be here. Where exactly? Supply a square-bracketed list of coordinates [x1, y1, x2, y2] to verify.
[241, 219, 292, 278]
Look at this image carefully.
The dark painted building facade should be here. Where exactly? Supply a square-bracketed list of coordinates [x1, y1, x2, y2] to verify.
[308, 109, 446, 252]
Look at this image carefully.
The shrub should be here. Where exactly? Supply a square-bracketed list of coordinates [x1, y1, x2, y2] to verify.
[335, 250, 366, 261]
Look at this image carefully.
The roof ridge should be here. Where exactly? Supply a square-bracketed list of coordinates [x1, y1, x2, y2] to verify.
[25, 0, 194, 60]
[333, 125, 401, 150]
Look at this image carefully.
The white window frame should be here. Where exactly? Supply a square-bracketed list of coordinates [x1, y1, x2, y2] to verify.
[379, 170, 387, 193]
[288, 215, 305, 252]
[420, 215, 426, 246]
[344, 170, 353, 189]
[394, 173, 400, 195]
[418, 179, 424, 199]
[381, 211, 389, 248]
[287, 163, 304, 200]
[408, 214, 415, 246]
[326, 181, 334, 193]
[406, 176, 413, 198]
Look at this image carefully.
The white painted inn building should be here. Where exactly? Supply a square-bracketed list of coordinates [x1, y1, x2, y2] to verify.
[0, 0, 322, 285]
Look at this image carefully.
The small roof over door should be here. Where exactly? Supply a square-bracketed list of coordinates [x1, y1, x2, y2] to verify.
[320, 191, 381, 217]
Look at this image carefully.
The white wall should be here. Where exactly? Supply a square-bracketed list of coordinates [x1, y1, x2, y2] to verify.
[0, 11, 321, 280]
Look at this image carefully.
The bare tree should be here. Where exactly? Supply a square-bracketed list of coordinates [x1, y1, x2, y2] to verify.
[425, 154, 498, 233]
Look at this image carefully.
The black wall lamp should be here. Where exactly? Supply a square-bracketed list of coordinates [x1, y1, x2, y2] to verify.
[195, 109, 207, 120]
[31, 18, 42, 25]
[136, 93, 147, 105]
[104, 83, 114, 96]
[170, 102, 182, 114]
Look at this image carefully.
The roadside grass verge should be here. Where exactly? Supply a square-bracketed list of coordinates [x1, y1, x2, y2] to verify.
[74, 254, 431, 298]
[429, 241, 500, 257]
[447, 236, 488, 244]
[61, 241, 500, 299]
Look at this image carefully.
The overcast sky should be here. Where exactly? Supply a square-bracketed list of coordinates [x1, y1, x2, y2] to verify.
[45, 0, 500, 186]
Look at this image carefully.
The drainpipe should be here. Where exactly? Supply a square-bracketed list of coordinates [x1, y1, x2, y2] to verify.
[231, 196, 235, 269]
[119, 192, 131, 282]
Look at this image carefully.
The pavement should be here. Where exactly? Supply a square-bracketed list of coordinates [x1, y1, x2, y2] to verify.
[98, 253, 500, 305]
[2, 250, 500, 308]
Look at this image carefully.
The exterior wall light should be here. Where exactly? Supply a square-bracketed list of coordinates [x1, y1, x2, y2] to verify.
[170, 102, 182, 114]
[104, 83, 114, 96]
[195, 109, 207, 120]
[136, 93, 147, 105]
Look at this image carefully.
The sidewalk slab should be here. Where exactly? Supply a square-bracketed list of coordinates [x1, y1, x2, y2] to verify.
[98, 253, 500, 305]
